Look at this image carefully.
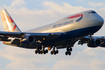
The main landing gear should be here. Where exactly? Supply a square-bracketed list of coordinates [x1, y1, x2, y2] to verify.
[34, 46, 73, 56]
[50, 46, 59, 55]
[65, 47, 72, 56]
[35, 46, 48, 54]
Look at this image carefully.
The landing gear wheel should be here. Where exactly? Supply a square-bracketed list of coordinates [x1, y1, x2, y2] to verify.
[68, 52, 71, 55]
[65, 47, 72, 56]
[40, 51, 43, 54]
[65, 51, 71, 55]
[38, 51, 41, 54]
[56, 50, 58, 54]
[51, 51, 53, 55]
[35, 50, 38, 54]
[50, 46, 59, 55]
[65, 52, 68, 55]
[35, 50, 40, 54]
[44, 51, 46, 54]
[50, 50, 59, 55]
[54, 51, 56, 55]
[45, 49, 48, 53]
[35, 46, 49, 55]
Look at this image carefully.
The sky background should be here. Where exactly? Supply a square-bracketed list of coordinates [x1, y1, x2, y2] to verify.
[0, 0, 105, 70]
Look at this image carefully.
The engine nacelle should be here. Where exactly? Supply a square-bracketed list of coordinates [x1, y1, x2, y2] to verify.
[100, 39, 105, 47]
[21, 35, 35, 44]
[87, 39, 101, 48]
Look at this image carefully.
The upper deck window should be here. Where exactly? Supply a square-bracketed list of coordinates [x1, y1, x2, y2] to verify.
[89, 11, 96, 14]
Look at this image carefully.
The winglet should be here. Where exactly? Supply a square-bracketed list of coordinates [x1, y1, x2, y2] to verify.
[1, 9, 21, 32]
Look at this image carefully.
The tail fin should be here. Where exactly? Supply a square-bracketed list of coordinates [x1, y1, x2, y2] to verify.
[1, 9, 21, 32]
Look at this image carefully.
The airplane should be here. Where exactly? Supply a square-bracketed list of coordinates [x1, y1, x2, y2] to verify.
[0, 9, 104, 56]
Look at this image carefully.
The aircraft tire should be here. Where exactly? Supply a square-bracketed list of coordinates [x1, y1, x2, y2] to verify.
[45, 49, 48, 53]
[51, 51, 53, 55]
[65, 51, 71, 55]
[54, 51, 56, 55]
[65, 52, 68, 55]
[40, 51, 43, 54]
[68, 52, 71, 55]
[35, 50, 38, 54]
[56, 50, 58, 54]
[38, 51, 41, 54]
[44, 51, 46, 54]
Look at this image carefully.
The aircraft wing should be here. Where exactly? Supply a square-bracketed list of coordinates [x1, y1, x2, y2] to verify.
[0, 31, 63, 41]
[0, 31, 21, 37]
[0, 31, 62, 37]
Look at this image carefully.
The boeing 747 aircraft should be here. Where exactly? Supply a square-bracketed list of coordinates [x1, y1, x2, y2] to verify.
[0, 9, 104, 56]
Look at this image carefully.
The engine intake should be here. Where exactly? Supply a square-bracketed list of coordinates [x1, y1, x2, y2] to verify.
[28, 36, 35, 43]
[21, 35, 35, 44]
[87, 39, 101, 47]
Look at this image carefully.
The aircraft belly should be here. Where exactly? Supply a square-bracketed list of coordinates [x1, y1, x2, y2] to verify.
[55, 26, 102, 42]
[41, 26, 102, 48]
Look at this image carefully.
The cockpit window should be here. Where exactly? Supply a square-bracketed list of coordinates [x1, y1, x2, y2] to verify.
[89, 11, 96, 14]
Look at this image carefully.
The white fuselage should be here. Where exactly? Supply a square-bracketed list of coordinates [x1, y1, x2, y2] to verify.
[27, 10, 104, 34]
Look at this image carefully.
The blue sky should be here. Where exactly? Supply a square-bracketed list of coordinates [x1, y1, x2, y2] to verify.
[0, 0, 105, 70]
[1, 0, 105, 9]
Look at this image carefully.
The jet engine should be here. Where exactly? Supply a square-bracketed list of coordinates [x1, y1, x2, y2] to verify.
[87, 39, 101, 47]
[100, 39, 105, 47]
[21, 35, 35, 44]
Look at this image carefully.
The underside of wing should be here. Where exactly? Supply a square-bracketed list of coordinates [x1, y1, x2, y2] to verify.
[0, 31, 64, 48]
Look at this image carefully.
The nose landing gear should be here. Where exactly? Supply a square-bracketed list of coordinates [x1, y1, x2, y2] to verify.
[65, 47, 72, 56]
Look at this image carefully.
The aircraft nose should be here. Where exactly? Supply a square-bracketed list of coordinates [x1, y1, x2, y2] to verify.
[101, 17, 104, 24]
[97, 15, 104, 26]
[100, 16, 104, 22]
